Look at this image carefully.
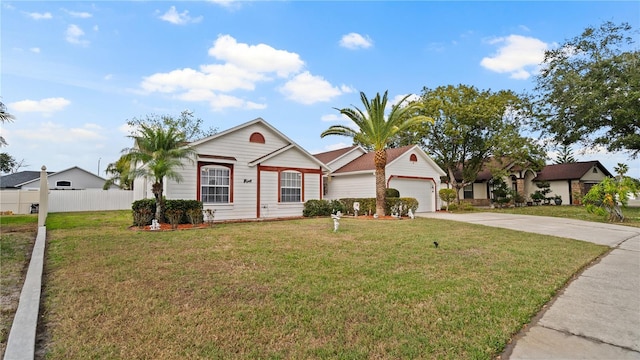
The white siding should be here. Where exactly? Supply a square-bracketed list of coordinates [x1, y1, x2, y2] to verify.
[135, 120, 326, 221]
[386, 150, 445, 212]
[22, 167, 111, 190]
[325, 173, 376, 200]
[581, 166, 608, 182]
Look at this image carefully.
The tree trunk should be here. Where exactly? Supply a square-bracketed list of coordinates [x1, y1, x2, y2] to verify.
[447, 168, 461, 204]
[152, 182, 164, 222]
[374, 149, 387, 217]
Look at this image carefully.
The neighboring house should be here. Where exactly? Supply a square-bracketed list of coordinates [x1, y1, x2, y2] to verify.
[316, 145, 447, 213]
[533, 161, 613, 205]
[133, 118, 330, 221]
[446, 160, 612, 206]
[446, 158, 539, 207]
[0, 166, 115, 190]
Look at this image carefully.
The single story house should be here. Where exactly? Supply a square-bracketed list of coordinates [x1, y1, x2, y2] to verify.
[315, 144, 447, 213]
[447, 160, 612, 206]
[133, 118, 446, 221]
[133, 118, 330, 221]
[0, 166, 115, 190]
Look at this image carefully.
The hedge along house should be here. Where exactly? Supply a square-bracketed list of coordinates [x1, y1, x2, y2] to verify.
[133, 118, 330, 221]
[315, 145, 447, 213]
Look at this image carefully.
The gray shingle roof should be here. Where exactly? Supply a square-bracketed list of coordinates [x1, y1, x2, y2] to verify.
[0, 171, 54, 188]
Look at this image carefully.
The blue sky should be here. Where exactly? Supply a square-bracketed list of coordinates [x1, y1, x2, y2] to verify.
[2, 1, 639, 178]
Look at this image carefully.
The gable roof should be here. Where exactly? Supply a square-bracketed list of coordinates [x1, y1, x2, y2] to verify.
[330, 145, 446, 176]
[191, 118, 330, 171]
[534, 161, 612, 181]
[313, 145, 359, 165]
[0, 171, 52, 189]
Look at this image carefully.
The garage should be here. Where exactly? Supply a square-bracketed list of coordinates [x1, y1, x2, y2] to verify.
[388, 177, 435, 213]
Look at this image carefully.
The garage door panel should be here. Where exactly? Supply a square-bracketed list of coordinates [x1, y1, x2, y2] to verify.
[389, 179, 433, 212]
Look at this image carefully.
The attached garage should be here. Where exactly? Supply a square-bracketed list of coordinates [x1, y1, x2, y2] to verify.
[388, 176, 436, 213]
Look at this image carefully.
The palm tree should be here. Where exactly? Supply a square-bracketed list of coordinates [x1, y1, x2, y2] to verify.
[123, 124, 196, 221]
[103, 155, 135, 190]
[321, 91, 431, 217]
[1, 101, 15, 147]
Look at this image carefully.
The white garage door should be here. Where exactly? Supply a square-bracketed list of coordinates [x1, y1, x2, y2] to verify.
[388, 178, 433, 213]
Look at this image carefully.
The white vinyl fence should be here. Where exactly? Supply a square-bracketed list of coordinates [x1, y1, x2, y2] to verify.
[0, 189, 133, 214]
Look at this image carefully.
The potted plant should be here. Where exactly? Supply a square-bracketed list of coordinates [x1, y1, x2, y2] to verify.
[554, 195, 562, 205]
[531, 191, 544, 205]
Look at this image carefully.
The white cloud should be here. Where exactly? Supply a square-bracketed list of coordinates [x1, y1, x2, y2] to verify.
[64, 9, 92, 18]
[280, 72, 344, 105]
[30, 47, 41, 53]
[321, 114, 351, 122]
[389, 94, 420, 108]
[176, 90, 266, 111]
[206, 0, 241, 9]
[339, 33, 373, 50]
[12, 122, 104, 143]
[208, 34, 304, 77]
[158, 6, 202, 25]
[26, 12, 52, 20]
[66, 24, 89, 46]
[9, 97, 71, 114]
[104, 74, 113, 80]
[480, 34, 547, 80]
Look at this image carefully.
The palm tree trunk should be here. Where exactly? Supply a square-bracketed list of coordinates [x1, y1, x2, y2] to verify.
[152, 182, 164, 222]
[374, 149, 387, 217]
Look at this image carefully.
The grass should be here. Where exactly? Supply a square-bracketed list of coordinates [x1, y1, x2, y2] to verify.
[480, 205, 640, 228]
[41, 211, 607, 359]
[0, 214, 38, 356]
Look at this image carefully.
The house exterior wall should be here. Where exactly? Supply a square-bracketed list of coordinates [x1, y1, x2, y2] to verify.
[325, 173, 376, 200]
[23, 168, 110, 190]
[386, 150, 443, 212]
[133, 121, 324, 221]
[581, 166, 607, 182]
[547, 180, 571, 204]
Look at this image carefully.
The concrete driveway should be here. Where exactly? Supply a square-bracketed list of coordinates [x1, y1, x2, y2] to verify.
[416, 212, 640, 359]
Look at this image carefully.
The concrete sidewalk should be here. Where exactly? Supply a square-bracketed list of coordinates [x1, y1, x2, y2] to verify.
[416, 212, 640, 360]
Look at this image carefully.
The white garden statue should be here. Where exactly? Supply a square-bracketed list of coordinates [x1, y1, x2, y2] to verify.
[408, 208, 415, 219]
[150, 219, 161, 230]
[331, 211, 342, 232]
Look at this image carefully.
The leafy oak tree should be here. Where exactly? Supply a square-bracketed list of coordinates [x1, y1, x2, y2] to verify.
[126, 110, 216, 142]
[532, 21, 640, 158]
[321, 91, 431, 217]
[399, 84, 545, 203]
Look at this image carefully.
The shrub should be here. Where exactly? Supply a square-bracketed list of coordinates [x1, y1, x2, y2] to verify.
[340, 198, 376, 216]
[385, 197, 419, 216]
[303, 199, 332, 217]
[385, 188, 400, 198]
[132, 199, 155, 226]
[303, 199, 346, 217]
[165, 209, 184, 229]
[165, 200, 203, 224]
[186, 208, 204, 226]
[439, 188, 457, 211]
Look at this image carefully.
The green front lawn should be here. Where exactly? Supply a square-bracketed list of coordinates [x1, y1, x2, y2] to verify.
[0, 214, 38, 356]
[42, 211, 607, 359]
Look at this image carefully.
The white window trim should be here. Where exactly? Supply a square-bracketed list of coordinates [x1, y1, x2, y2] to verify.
[200, 166, 231, 204]
[280, 171, 302, 203]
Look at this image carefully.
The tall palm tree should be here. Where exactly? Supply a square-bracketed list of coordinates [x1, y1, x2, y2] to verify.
[123, 124, 196, 221]
[321, 91, 431, 217]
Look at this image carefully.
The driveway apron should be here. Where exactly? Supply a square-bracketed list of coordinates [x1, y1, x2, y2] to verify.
[416, 212, 640, 360]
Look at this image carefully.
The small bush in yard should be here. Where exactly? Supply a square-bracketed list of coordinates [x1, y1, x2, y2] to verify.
[186, 208, 204, 226]
[132, 199, 155, 226]
[165, 209, 183, 229]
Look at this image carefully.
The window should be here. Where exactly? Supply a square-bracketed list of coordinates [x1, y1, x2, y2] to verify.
[463, 184, 474, 199]
[249, 132, 265, 144]
[280, 171, 301, 202]
[409, 154, 418, 162]
[56, 180, 71, 187]
[201, 167, 230, 203]
[592, 167, 598, 173]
